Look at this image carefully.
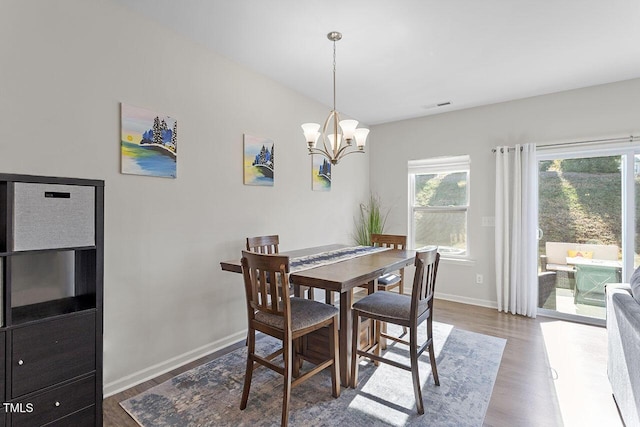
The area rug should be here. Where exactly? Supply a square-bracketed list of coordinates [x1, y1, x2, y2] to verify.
[120, 323, 506, 427]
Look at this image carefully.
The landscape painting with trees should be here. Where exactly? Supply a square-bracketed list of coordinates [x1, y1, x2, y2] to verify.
[121, 103, 178, 178]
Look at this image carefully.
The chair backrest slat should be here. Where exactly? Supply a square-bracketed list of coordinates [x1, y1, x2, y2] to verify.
[241, 250, 290, 321]
[411, 247, 440, 315]
[246, 235, 280, 254]
[371, 234, 406, 250]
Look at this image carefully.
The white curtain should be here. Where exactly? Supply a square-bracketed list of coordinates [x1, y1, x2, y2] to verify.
[495, 143, 538, 317]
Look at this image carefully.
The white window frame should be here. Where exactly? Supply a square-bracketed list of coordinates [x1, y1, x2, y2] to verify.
[408, 155, 471, 259]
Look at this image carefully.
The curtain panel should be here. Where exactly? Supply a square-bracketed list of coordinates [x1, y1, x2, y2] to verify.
[494, 144, 538, 317]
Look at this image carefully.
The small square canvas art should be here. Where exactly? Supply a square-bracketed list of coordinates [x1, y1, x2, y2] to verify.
[244, 134, 274, 186]
[121, 103, 177, 178]
[312, 155, 331, 191]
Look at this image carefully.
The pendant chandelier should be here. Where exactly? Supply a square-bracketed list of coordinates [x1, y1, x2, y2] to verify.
[302, 31, 369, 165]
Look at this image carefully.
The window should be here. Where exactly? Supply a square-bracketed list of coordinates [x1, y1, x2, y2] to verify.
[408, 155, 470, 257]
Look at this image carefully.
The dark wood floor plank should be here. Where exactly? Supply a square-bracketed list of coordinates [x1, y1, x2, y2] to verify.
[103, 300, 622, 427]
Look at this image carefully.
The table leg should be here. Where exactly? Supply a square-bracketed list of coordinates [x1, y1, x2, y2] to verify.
[339, 288, 353, 387]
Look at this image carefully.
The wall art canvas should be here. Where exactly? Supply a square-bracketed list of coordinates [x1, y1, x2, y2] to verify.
[121, 103, 177, 178]
[312, 155, 331, 191]
[244, 134, 274, 186]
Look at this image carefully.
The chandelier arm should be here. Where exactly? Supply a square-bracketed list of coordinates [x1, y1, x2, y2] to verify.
[308, 147, 333, 159]
[319, 137, 333, 159]
[321, 110, 340, 158]
[334, 144, 353, 159]
[336, 149, 365, 162]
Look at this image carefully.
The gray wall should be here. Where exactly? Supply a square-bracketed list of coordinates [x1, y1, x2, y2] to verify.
[4, 0, 640, 397]
[370, 78, 640, 307]
[1, 0, 369, 395]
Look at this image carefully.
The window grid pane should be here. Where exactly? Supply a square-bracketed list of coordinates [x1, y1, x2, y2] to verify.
[413, 211, 467, 255]
[413, 171, 468, 207]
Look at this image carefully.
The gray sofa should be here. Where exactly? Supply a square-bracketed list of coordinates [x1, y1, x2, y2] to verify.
[606, 279, 640, 426]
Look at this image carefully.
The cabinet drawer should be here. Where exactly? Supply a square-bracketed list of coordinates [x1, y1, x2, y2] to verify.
[10, 375, 95, 427]
[12, 313, 96, 398]
[12, 183, 95, 251]
[43, 405, 95, 427]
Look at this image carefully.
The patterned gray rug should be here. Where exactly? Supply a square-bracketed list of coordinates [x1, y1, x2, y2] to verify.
[120, 322, 506, 427]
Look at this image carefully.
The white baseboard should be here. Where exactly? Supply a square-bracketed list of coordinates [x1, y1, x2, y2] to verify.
[104, 294, 497, 397]
[103, 330, 247, 397]
[435, 292, 498, 310]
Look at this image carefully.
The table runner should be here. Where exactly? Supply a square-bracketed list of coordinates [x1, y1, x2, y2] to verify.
[289, 245, 389, 273]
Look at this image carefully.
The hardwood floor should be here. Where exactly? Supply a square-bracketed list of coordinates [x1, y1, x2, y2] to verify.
[103, 299, 622, 426]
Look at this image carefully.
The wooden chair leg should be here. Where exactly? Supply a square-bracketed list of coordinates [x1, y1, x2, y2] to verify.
[282, 338, 292, 427]
[381, 320, 387, 350]
[306, 286, 314, 300]
[428, 318, 440, 386]
[409, 325, 424, 415]
[292, 337, 302, 377]
[240, 328, 255, 410]
[399, 275, 407, 335]
[350, 311, 361, 388]
[374, 320, 381, 366]
[325, 290, 333, 305]
[330, 319, 340, 397]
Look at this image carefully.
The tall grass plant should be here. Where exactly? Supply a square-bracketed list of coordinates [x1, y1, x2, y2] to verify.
[353, 194, 390, 246]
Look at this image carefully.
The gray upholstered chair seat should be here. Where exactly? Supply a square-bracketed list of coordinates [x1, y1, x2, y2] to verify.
[256, 297, 338, 332]
[352, 291, 428, 323]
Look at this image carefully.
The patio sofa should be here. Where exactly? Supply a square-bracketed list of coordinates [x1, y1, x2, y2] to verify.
[541, 242, 620, 305]
[541, 241, 619, 273]
[606, 277, 640, 426]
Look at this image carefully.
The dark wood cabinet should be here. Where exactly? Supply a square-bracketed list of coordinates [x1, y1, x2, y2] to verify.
[0, 174, 103, 427]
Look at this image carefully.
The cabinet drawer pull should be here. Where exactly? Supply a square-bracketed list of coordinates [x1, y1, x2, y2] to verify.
[17, 359, 24, 366]
[55, 401, 61, 407]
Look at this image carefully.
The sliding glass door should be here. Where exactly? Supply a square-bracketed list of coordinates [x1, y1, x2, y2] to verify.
[537, 145, 639, 323]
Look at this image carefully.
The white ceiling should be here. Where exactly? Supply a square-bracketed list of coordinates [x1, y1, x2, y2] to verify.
[115, 0, 640, 125]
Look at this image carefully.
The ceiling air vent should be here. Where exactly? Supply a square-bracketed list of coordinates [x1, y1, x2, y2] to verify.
[422, 102, 452, 110]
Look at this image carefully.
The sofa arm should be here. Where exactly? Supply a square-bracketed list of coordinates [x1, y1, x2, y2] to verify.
[606, 283, 640, 426]
[605, 283, 632, 296]
[606, 283, 632, 317]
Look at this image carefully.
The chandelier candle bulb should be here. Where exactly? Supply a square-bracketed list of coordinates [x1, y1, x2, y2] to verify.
[338, 119, 358, 143]
[301, 123, 321, 148]
[328, 134, 342, 151]
[354, 128, 369, 149]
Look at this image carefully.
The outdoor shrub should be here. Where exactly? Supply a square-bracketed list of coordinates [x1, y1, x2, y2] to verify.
[560, 157, 620, 173]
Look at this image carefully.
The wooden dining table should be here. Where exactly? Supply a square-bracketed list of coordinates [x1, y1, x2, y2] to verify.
[220, 244, 416, 386]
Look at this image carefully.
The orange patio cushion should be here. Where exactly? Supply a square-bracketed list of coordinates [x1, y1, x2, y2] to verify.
[567, 250, 593, 259]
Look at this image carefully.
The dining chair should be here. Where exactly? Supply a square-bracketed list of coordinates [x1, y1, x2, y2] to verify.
[350, 234, 407, 300]
[240, 250, 340, 427]
[246, 234, 280, 254]
[355, 234, 409, 345]
[247, 234, 315, 300]
[350, 247, 440, 415]
[370, 233, 407, 293]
